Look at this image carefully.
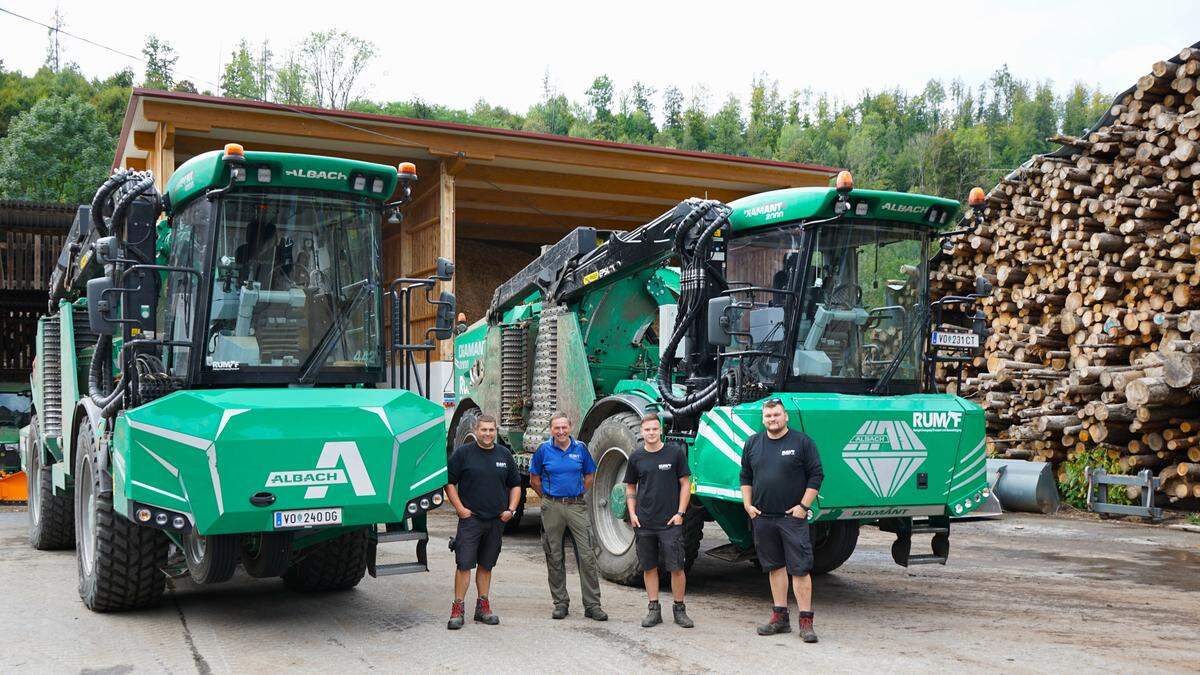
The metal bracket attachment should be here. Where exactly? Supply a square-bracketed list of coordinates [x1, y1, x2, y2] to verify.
[1085, 468, 1163, 521]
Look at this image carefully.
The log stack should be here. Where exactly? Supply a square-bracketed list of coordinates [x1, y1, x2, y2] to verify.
[933, 44, 1200, 505]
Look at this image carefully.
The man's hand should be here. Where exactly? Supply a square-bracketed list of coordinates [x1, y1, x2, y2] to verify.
[744, 503, 761, 519]
[787, 504, 809, 519]
[630, 513, 641, 528]
[499, 509, 513, 523]
[667, 513, 683, 526]
[456, 506, 472, 519]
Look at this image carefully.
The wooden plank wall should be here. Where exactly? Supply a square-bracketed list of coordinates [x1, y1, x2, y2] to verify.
[0, 231, 65, 291]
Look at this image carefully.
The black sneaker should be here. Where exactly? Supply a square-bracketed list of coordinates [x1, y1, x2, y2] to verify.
[642, 601, 662, 628]
[474, 597, 499, 625]
[551, 605, 569, 620]
[447, 600, 466, 630]
[584, 606, 609, 621]
[672, 601, 694, 628]
[756, 609, 791, 635]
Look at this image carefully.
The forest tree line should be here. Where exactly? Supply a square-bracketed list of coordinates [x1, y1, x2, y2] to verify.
[0, 31, 1112, 205]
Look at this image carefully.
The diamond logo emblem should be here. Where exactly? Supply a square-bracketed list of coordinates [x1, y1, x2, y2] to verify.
[842, 420, 927, 498]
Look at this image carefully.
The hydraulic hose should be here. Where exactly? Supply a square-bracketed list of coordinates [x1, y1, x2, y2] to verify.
[657, 201, 729, 416]
[89, 170, 130, 237]
[109, 172, 157, 239]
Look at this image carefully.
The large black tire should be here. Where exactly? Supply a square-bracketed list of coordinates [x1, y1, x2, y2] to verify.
[27, 414, 75, 550]
[452, 406, 481, 454]
[810, 520, 860, 575]
[242, 533, 293, 578]
[586, 412, 643, 587]
[75, 418, 169, 612]
[283, 527, 369, 592]
[184, 531, 240, 584]
[682, 503, 706, 573]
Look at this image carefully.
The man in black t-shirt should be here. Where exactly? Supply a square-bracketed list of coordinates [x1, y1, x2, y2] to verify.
[623, 413, 694, 629]
[444, 414, 522, 630]
[739, 398, 824, 643]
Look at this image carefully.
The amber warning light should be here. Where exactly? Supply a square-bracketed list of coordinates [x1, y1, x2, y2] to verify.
[398, 162, 418, 181]
[968, 186, 986, 208]
[835, 170, 854, 193]
[223, 143, 244, 158]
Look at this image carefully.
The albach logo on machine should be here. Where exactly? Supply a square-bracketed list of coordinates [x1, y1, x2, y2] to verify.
[841, 420, 928, 498]
[265, 441, 377, 499]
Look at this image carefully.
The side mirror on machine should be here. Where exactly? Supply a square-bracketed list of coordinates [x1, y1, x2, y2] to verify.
[974, 275, 993, 297]
[433, 292, 456, 340]
[435, 257, 455, 282]
[706, 297, 733, 346]
[86, 277, 117, 335]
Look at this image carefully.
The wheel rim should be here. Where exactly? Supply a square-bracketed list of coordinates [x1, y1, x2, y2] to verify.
[79, 455, 96, 571]
[590, 446, 634, 556]
[186, 531, 207, 564]
[28, 430, 40, 526]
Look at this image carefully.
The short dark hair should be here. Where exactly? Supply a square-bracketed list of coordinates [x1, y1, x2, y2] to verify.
[639, 412, 662, 427]
[763, 398, 785, 411]
[550, 411, 571, 426]
[475, 413, 498, 428]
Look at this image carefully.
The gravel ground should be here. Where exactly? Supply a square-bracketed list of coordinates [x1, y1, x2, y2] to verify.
[1, 505, 1197, 673]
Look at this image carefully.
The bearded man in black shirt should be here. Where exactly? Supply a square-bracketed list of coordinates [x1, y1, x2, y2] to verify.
[623, 413, 694, 629]
[444, 414, 522, 630]
[739, 398, 824, 643]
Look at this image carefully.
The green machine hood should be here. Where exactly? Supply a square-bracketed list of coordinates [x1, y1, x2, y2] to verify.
[112, 388, 447, 535]
[727, 187, 963, 233]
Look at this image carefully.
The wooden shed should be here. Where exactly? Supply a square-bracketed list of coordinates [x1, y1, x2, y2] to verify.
[113, 89, 838, 366]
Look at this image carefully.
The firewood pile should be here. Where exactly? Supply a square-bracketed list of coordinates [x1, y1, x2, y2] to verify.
[932, 43, 1200, 505]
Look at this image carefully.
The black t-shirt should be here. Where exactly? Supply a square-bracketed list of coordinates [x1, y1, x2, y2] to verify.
[447, 441, 521, 519]
[623, 441, 690, 530]
[738, 429, 824, 516]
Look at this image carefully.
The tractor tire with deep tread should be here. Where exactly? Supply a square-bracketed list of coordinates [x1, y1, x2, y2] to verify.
[283, 527, 369, 592]
[810, 520, 860, 575]
[682, 503, 706, 573]
[184, 531, 240, 584]
[586, 412, 644, 587]
[75, 419, 169, 612]
[452, 407, 481, 454]
[242, 533, 293, 578]
[27, 414, 75, 550]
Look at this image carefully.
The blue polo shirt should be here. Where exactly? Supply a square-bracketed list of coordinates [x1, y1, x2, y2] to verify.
[530, 437, 596, 498]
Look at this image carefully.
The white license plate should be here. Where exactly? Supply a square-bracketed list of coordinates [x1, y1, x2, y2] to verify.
[931, 331, 979, 349]
[273, 507, 343, 529]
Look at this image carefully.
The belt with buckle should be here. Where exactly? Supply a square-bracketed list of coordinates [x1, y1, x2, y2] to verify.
[544, 495, 586, 504]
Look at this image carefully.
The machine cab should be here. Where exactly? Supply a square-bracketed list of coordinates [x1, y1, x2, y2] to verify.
[157, 146, 410, 387]
[713, 182, 967, 401]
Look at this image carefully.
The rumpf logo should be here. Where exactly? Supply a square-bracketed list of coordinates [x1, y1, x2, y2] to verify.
[265, 441, 377, 499]
[841, 420, 927, 498]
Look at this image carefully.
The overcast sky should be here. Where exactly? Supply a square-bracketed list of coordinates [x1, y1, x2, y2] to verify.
[2, 0, 1199, 115]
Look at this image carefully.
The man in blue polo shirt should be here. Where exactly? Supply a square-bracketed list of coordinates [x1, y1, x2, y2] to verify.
[529, 411, 607, 621]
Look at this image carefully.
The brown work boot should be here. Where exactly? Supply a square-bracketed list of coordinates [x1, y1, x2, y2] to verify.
[756, 607, 791, 635]
[447, 600, 465, 630]
[798, 611, 818, 643]
[474, 596, 500, 625]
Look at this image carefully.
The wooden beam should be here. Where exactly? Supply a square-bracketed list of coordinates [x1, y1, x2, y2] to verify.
[154, 122, 175, 188]
[456, 207, 639, 232]
[143, 100, 831, 186]
[124, 156, 147, 171]
[133, 131, 156, 151]
[458, 164, 750, 203]
[456, 187, 669, 220]
[457, 223, 589, 245]
[438, 159, 456, 361]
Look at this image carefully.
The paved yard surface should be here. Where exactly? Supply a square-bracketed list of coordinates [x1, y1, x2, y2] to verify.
[1, 506, 1197, 673]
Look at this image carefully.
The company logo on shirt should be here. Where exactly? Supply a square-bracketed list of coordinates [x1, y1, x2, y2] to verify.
[657, 463, 672, 470]
[495, 461, 507, 468]
[780, 449, 796, 456]
[841, 420, 927, 499]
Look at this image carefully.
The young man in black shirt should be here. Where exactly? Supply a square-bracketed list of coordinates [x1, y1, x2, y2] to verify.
[739, 398, 824, 643]
[444, 414, 522, 630]
[623, 413, 695, 629]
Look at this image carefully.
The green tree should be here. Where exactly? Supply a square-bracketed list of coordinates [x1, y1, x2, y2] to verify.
[660, 85, 684, 146]
[586, 75, 616, 140]
[0, 95, 112, 203]
[680, 87, 711, 151]
[708, 95, 745, 155]
[300, 31, 375, 109]
[142, 34, 178, 90]
[274, 52, 310, 105]
[221, 40, 262, 100]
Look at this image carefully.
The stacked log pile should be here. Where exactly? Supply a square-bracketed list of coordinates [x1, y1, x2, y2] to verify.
[933, 44, 1200, 505]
